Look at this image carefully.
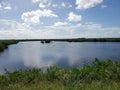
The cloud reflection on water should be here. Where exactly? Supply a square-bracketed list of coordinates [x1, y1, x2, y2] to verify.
[0, 41, 120, 73]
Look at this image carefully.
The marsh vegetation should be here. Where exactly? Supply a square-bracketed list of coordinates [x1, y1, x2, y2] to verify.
[0, 40, 18, 52]
[0, 58, 120, 90]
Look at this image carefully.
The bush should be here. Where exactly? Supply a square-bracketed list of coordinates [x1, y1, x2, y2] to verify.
[0, 59, 120, 88]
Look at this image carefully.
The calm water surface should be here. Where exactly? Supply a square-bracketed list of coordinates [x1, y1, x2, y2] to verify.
[0, 42, 120, 73]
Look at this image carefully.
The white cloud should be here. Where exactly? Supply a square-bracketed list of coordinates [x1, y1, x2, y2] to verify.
[21, 9, 58, 25]
[32, 0, 40, 3]
[76, 0, 103, 10]
[68, 12, 82, 22]
[39, 3, 45, 8]
[52, 2, 67, 8]
[4, 6, 12, 10]
[69, 5, 72, 8]
[0, 4, 1, 8]
[52, 4, 58, 8]
[0, 19, 32, 39]
[81, 22, 102, 30]
[101, 5, 107, 9]
[32, 0, 51, 3]
[0, 19, 120, 39]
[0, 19, 30, 31]
[54, 22, 68, 27]
[32, 0, 52, 8]
[61, 2, 65, 7]
[0, 2, 12, 10]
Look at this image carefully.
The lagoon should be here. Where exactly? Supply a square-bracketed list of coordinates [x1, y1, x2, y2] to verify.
[0, 41, 120, 73]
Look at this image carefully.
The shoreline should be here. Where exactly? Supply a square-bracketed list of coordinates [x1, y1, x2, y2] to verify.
[0, 38, 120, 52]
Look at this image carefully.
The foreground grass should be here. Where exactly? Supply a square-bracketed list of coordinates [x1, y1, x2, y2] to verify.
[0, 58, 120, 90]
[0, 81, 120, 90]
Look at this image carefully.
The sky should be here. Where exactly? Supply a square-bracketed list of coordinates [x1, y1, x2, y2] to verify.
[0, 0, 120, 39]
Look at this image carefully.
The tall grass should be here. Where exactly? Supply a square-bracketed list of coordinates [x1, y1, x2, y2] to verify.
[0, 58, 120, 90]
[0, 81, 120, 90]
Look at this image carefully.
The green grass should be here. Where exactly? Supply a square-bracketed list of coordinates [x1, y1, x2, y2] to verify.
[0, 40, 18, 52]
[0, 81, 120, 90]
[0, 58, 120, 90]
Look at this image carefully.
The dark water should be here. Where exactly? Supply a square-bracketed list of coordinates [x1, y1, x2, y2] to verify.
[0, 41, 120, 73]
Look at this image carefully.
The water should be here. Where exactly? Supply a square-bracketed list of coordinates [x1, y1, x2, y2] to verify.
[0, 41, 120, 73]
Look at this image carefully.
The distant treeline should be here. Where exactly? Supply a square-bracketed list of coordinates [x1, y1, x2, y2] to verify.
[19, 38, 120, 42]
[0, 58, 120, 90]
[0, 38, 120, 52]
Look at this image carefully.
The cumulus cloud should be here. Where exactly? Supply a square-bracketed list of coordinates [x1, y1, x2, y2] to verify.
[54, 22, 68, 27]
[52, 4, 58, 8]
[0, 2, 12, 10]
[76, 0, 103, 10]
[32, 0, 51, 4]
[61, 2, 66, 7]
[68, 12, 82, 22]
[21, 9, 58, 25]
[39, 3, 45, 8]
[52, 2, 67, 8]
[32, 0, 40, 3]
[32, 0, 52, 8]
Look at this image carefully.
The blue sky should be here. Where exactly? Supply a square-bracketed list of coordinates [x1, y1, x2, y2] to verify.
[0, 0, 120, 39]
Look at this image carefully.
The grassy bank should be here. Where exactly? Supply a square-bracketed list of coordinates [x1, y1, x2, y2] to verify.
[0, 58, 120, 90]
[0, 40, 18, 52]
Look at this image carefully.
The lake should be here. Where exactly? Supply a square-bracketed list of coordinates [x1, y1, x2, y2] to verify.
[0, 41, 120, 73]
